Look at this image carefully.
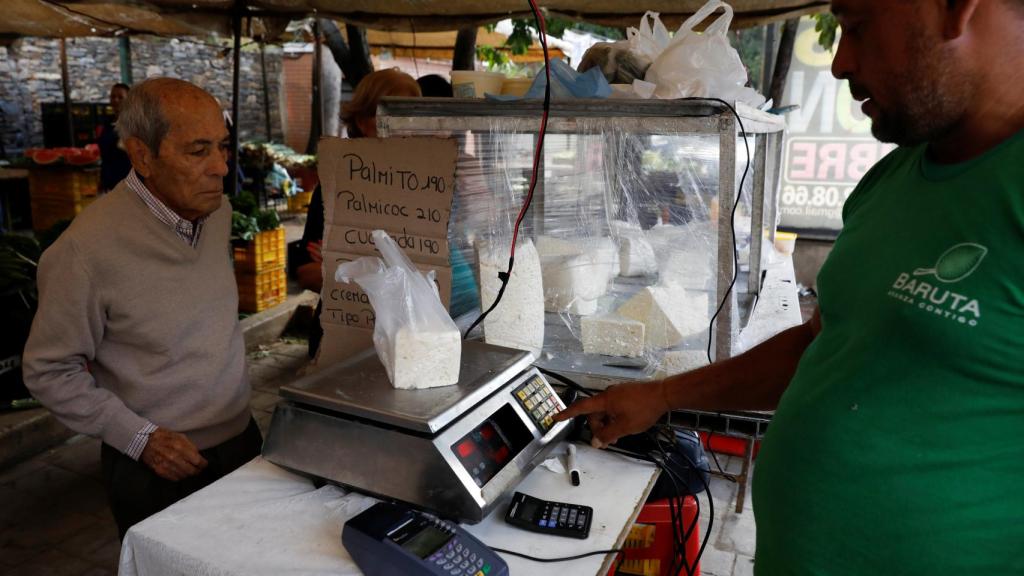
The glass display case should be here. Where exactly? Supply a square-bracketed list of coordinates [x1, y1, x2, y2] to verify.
[378, 98, 785, 379]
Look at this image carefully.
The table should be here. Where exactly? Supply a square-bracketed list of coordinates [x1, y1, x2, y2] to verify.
[119, 443, 659, 576]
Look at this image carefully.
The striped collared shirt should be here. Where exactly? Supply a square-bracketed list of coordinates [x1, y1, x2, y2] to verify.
[125, 169, 207, 248]
[125, 422, 158, 461]
[124, 169, 209, 458]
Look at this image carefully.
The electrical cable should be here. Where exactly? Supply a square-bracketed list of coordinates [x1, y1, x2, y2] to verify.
[464, 0, 551, 340]
[534, 365, 600, 397]
[652, 448, 695, 576]
[649, 428, 701, 576]
[487, 546, 624, 564]
[666, 426, 716, 576]
[665, 97, 752, 366]
[703, 430, 737, 481]
[603, 426, 716, 576]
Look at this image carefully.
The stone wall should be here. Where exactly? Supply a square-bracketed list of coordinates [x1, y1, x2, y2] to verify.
[0, 36, 284, 154]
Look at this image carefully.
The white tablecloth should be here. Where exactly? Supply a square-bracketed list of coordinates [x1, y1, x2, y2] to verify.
[119, 444, 658, 576]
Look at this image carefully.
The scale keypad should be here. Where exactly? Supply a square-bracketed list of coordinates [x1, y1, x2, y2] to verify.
[513, 376, 563, 432]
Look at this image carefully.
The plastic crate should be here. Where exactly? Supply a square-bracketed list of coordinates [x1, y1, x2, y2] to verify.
[287, 191, 313, 213]
[28, 167, 99, 202]
[609, 497, 700, 576]
[232, 228, 286, 273]
[236, 265, 287, 313]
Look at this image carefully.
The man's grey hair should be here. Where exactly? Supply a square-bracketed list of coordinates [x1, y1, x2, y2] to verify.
[118, 80, 171, 156]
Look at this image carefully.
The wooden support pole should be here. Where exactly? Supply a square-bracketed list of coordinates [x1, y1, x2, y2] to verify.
[60, 38, 74, 146]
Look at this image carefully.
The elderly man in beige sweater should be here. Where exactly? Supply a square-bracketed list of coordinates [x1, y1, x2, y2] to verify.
[23, 78, 260, 539]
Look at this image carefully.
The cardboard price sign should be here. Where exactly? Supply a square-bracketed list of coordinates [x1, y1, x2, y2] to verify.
[315, 136, 458, 367]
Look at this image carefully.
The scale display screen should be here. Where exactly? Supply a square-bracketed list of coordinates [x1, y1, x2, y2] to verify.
[398, 524, 452, 559]
[451, 404, 531, 487]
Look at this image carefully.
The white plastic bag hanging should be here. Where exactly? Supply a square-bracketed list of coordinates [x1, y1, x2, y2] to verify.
[640, 0, 766, 107]
[626, 11, 671, 62]
[335, 230, 461, 389]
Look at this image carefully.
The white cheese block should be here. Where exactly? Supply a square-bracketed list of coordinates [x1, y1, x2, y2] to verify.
[536, 235, 583, 257]
[581, 315, 645, 357]
[477, 239, 545, 357]
[617, 285, 709, 348]
[656, 350, 709, 378]
[619, 235, 658, 277]
[389, 326, 461, 389]
[541, 254, 602, 314]
[537, 235, 614, 315]
[659, 249, 713, 290]
[590, 237, 619, 284]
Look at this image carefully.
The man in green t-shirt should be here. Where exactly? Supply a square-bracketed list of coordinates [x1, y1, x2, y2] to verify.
[556, 0, 1024, 572]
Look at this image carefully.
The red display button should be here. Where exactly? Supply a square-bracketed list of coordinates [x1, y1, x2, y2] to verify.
[457, 440, 476, 458]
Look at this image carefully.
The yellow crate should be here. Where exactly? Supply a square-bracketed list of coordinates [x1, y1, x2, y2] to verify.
[287, 191, 313, 213]
[232, 228, 286, 273]
[236, 265, 287, 313]
[30, 195, 95, 232]
[28, 167, 99, 202]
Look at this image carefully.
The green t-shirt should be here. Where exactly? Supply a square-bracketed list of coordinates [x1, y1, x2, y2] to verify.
[753, 128, 1024, 575]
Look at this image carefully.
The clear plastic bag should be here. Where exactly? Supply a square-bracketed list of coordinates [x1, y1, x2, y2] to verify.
[335, 230, 461, 389]
[627, 11, 671, 62]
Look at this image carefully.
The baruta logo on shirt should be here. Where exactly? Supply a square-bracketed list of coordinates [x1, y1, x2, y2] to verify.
[885, 243, 987, 327]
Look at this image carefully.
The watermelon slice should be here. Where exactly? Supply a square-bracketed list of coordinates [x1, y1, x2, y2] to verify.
[66, 147, 100, 165]
[30, 149, 63, 165]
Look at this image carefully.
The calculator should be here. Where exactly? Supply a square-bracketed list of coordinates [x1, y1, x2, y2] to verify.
[504, 491, 592, 539]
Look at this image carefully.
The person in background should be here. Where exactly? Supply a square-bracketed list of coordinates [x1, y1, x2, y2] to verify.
[23, 78, 261, 540]
[416, 74, 454, 98]
[415, 73, 480, 321]
[296, 69, 422, 358]
[96, 82, 132, 193]
[556, 0, 1024, 573]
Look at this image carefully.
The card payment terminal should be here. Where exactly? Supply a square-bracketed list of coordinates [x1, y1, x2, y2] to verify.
[343, 502, 509, 576]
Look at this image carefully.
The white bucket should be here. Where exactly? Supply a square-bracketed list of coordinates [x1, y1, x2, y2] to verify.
[450, 70, 506, 98]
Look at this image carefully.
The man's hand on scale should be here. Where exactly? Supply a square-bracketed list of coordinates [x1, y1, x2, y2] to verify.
[553, 380, 671, 448]
[140, 428, 209, 481]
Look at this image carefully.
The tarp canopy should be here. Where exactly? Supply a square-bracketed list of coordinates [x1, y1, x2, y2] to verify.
[2, 0, 828, 39]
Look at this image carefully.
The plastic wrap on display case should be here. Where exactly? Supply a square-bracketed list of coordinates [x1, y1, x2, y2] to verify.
[379, 98, 784, 379]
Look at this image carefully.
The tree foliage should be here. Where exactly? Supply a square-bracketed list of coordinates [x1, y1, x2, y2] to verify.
[478, 17, 623, 69]
[814, 13, 839, 51]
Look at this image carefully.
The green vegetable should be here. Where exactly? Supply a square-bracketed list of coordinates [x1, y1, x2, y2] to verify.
[231, 211, 260, 241]
[231, 191, 259, 217]
[255, 209, 281, 232]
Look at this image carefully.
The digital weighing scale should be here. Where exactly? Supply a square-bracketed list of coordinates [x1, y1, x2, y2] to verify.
[262, 341, 572, 523]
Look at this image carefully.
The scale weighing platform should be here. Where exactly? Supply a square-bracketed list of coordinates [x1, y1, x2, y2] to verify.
[262, 341, 572, 523]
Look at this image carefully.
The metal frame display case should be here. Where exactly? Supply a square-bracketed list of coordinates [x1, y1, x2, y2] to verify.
[378, 98, 785, 364]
